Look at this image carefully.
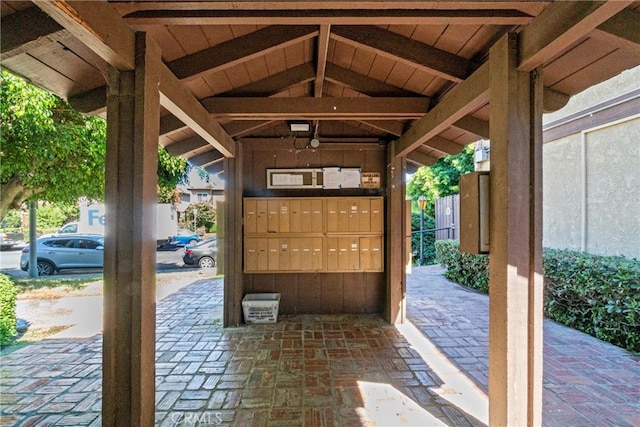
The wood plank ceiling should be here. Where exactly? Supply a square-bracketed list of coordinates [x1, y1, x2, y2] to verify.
[2, 1, 639, 174]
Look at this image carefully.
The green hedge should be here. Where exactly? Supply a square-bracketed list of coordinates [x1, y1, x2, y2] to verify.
[0, 273, 18, 346]
[434, 240, 640, 354]
[435, 240, 489, 293]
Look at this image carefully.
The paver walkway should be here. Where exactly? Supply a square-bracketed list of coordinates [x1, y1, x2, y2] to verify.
[1, 266, 639, 426]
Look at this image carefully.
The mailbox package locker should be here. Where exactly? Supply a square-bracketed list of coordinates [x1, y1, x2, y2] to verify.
[244, 197, 383, 273]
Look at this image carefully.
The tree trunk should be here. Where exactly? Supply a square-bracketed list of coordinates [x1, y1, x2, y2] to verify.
[0, 175, 44, 219]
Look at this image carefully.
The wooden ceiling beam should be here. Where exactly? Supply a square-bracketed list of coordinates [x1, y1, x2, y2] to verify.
[325, 63, 417, 97]
[331, 26, 472, 82]
[71, 62, 316, 114]
[452, 116, 489, 139]
[33, 0, 234, 156]
[406, 149, 439, 166]
[592, 10, 640, 57]
[164, 136, 208, 157]
[394, 62, 489, 157]
[167, 26, 318, 81]
[113, 2, 543, 13]
[201, 97, 430, 120]
[188, 150, 225, 167]
[159, 65, 235, 157]
[543, 87, 570, 113]
[518, 1, 633, 71]
[160, 115, 186, 136]
[1, 7, 68, 60]
[315, 25, 331, 97]
[34, 0, 136, 70]
[423, 136, 466, 156]
[69, 86, 107, 115]
[122, 9, 533, 25]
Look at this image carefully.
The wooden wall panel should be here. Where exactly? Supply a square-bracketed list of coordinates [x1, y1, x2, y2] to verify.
[297, 273, 322, 313]
[241, 140, 387, 316]
[322, 274, 344, 314]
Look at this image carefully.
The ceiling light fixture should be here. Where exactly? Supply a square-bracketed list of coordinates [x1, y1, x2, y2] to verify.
[289, 121, 310, 132]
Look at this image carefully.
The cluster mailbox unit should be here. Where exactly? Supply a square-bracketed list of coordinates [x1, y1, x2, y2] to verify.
[244, 197, 384, 273]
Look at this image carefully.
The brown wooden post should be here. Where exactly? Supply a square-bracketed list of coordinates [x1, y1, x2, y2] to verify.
[385, 143, 407, 324]
[103, 32, 161, 427]
[223, 148, 243, 326]
[488, 33, 544, 426]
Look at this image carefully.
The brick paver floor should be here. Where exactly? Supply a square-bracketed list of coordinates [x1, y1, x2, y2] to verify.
[1, 266, 639, 426]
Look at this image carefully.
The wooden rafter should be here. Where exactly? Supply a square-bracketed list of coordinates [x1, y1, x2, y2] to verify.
[69, 86, 107, 115]
[331, 25, 473, 82]
[394, 62, 489, 157]
[33, 0, 234, 157]
[0, 7, 67, 60]
[592, 9, 640, 57]
[167, 26, 318, 81]
[518, 0, 633, 71]
[325, 64, 418, 97]
[204, 159, 224, 175]
[223, 120, 279, 138]
[33, 0, 136, 70]
[158, 65, 235, 157]
[423, 136, 466, 155]
[201, 97, 430, 120]
[358, 120, 405, 137]
[222, 63, 315, 97]
[452, 116, 490, 139]
[188, 149, 225, 167]
[164, 136, 208, 157]
[160, 115, 185, 136]
[406, 148, 439, 166]
[315, 25, 331, 97]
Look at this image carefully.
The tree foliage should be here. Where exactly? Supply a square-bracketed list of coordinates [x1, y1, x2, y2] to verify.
[157, 148, 189, 204]
[1, 71, 190, 217]
[1, 71, 106, 218]
[407, 144, 475, 216]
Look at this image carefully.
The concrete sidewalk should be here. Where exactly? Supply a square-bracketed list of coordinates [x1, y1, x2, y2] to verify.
[1, 266, 638, 426]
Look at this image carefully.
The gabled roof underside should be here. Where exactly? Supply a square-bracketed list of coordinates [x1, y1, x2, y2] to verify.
[2, 1, 639, 172]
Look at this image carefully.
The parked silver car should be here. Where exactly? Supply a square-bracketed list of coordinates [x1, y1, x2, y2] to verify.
[20, 234, 104, 276]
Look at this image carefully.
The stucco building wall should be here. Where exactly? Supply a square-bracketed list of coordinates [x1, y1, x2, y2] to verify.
[542, 66, 640, 259]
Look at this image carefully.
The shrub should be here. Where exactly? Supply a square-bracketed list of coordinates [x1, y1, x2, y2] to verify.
[435, 240, 489, 293]
[543, 248, 640, 353]
[434, 241, 640, 353]
[0, 274, 18, 346]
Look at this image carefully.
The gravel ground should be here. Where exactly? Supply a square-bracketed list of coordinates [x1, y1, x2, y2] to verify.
[15, 269, 214, 339]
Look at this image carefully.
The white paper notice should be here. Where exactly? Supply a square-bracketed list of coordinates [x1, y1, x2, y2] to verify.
[272, 173, 303, 186]
[323, 167, 341, 189]
[340, 168, 361, 188]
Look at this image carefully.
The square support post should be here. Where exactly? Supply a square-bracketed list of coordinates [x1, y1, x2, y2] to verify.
[103, 32, 161, 426]
[223, 150, 243, 327]
[385, 143, 407, 324]
[488, 33, 544, 426]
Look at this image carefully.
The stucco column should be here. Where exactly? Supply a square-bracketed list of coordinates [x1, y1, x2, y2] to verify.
[385, 143, 407, 324]
[488, 33, 544, 426]
[103, 32, 161, 426]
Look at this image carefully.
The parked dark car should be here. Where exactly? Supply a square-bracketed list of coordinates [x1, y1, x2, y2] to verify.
[20, 234, 104, 276]
[169, 228, 201, 246]
[182, 238, 217, 268]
